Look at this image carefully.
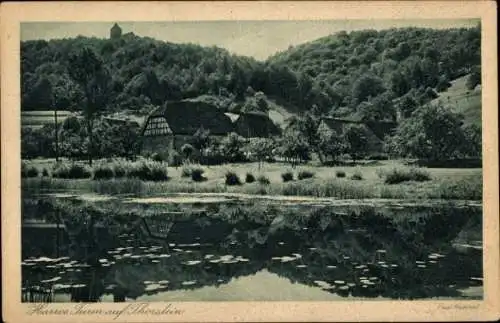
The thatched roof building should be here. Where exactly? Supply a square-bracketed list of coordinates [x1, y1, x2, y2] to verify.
[142, 100, 234, 137]
[232, 111, 281, 138]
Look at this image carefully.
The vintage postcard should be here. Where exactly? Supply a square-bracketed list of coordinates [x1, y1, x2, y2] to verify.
[1, 1, 499, 322]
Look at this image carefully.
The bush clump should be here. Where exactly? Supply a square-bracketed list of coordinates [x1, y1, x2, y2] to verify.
[53, 163, 92, 179]
[181, 165, 193, 178]
[257, 175, 270, 185]
[21, 162, 39, 178]
[128, 161, 168, 181]
[335, 170, 346, 178]
[384, 167, 431, 184]
[42, 168, 49, 177]
[191, 167, 206, 182]
[281, 171, 294, 182]
[350, 171, 363, 180]
[298, 170, 315, 180]
[245, 173, 256, 183]
[150, 152, 166, 162]
[93, 164, 114, 180]
[112, 163, 127, 178]
[225, 171, 241, 186]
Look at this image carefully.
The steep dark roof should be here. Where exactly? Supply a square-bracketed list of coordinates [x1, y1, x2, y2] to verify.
[234, 112, 281, 138]
[148, 100, 234, 135]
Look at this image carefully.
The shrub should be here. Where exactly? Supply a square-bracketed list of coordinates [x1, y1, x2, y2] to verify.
[367, 153, 389, 160]
[257, 175, 270, 185]
[181, 165, 193, 178]
[129, 161, 169, 181]
[298, 170, 315, 180]
[281, 171, 294, 182]
[22, 162, 39, 178]
[53, 163, 91, 179]
[191, 167, 206, 182]
[225, 171, 241, 186]
[350, 171, 363, 180]
[384, 167, 431, 184]
[335, 170, 346, 178]
[113, 163, 127, 178]
[245, 173, 256, 183]
[150, 152, 166, 162]
[93, 164, 114, 180]
[42, 168, 49, 177]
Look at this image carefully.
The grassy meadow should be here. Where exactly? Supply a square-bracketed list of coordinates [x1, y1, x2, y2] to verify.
[22, 158, 482, 201]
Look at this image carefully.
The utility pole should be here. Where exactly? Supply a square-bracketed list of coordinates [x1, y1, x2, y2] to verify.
[53, 98, 59, 162]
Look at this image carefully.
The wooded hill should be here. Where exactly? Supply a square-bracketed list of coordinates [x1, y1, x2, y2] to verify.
[21, 24, 481, 125]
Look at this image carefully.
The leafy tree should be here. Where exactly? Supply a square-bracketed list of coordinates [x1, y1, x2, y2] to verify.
[462, 123, 482, 158]
[246, 138, 276, 169]
[343, 125, 369, 162]
[466, 66, 481, 90]
[351, 74, 386, 105]
[181, 143, 195, 162]
[386, 103, 467, 160]
[279, 129, 311, 167]
[221, 132, 246, 163]
[192, 127, 211, 156]
[318, 129, 346, 163]
[68, 47, 111, 165]
[398, 94, 419, 119]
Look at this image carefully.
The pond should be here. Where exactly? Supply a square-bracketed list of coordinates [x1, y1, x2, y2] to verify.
[21, 193, 483, 302]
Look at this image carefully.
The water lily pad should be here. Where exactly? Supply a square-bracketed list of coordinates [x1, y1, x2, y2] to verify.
[278, 242, 285, 245]
[181, 281, 197, 286]
[173, 248, 183, 252]
[158, 280, 169, 284]
[41, 276, 61, 283]
[151, 260, 160, 263]
[327, 265, 337, 269]
[334, 280, 345, 284]
[145, 284, 163, 291]
[184, 260, 202, 266]
[53, 284, 72, 290]
[99, 259, 109, 263]
[296, 265, 307, 268]
[416, 261, 426, 264]
[376, 249, 387, 253]
[204, 254, 214, 259]
[417, 265, 427, 268]
[470, 277, 483, 281]
[72, 284, 86, 288]
[157, 254, 171, 258]
[314, 280, 334, 289]
[338, 285, 349, 290]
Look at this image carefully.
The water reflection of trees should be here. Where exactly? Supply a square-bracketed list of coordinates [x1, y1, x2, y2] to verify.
[22, 199, 482, 301]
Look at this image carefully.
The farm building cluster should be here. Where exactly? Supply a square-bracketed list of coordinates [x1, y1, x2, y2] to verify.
[140, 98, 281, 156]
[140, 98, 395, 157]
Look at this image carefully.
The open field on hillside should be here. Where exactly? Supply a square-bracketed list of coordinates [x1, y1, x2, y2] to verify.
[21, 111, 75, 128]
[433, 75, 482, 127]
[22, 158, 482, 201]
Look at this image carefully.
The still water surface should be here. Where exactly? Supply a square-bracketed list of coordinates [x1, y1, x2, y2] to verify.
[21, 193, 483, 302]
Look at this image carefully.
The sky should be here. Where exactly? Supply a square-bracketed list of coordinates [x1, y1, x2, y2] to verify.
[21, 19, 479, 60]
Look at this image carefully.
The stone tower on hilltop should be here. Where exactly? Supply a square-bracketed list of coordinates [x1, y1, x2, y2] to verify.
[110, 23, 122, 39]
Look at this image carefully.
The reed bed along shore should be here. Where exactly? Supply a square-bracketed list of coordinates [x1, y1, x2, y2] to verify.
[21, 159, 482, 201]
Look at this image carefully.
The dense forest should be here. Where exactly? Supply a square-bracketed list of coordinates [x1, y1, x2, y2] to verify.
[21, 24, 481, 120]
[21, 24, 482, 163]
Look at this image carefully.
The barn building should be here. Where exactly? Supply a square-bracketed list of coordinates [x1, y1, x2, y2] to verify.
[227, 111, 281, 138]
[140, 99, 234, 156]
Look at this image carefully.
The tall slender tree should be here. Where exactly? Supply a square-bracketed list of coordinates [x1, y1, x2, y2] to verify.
[68, 47, 111, 165]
